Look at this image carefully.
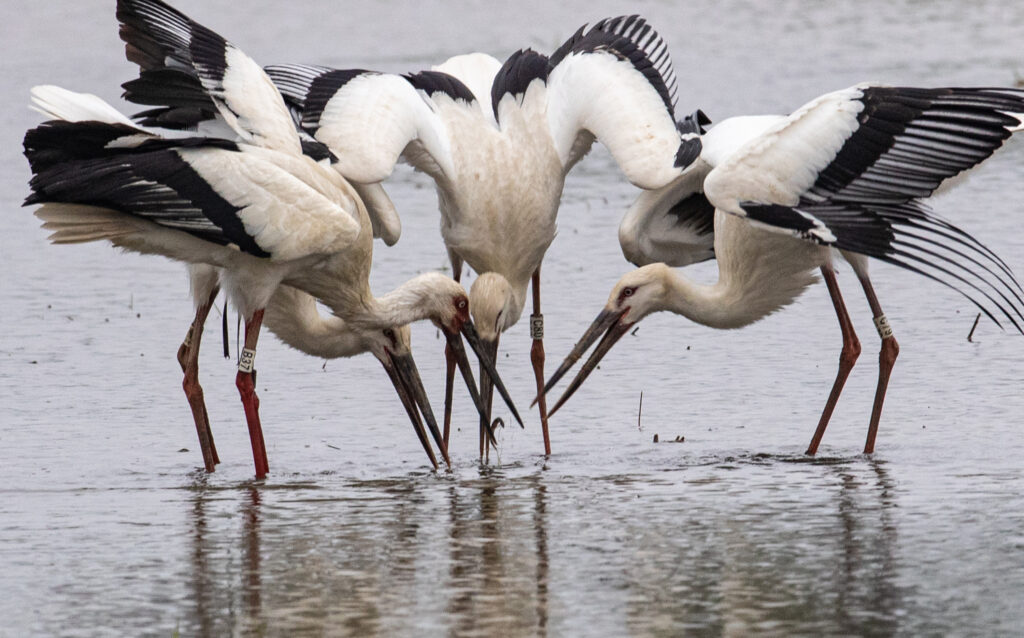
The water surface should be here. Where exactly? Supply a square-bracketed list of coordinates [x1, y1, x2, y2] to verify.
[2, 1, 1024, 635]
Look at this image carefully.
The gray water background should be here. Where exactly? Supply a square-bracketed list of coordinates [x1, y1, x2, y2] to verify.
[2, 1, 1024, 635]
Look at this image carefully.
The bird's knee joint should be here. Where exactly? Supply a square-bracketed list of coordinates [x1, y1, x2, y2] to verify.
[182, 373, 204, 398]
[881, 337, 899, 364]
[235, 370, 256, 395]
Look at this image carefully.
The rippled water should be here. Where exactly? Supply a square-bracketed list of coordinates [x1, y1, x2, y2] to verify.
[3, 1, 1024, 635]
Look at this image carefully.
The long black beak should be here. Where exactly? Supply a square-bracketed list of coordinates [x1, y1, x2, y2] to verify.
[390, 351, 451, 467]
[382, 358, 438, 469]
[546, 308, 633, 418]
[477, 337, 500, 457]
[460, 320, 523, 428]
[535, 308, 626, 406]
[443, 327, 498, 446]
[443, 321, 521, 448]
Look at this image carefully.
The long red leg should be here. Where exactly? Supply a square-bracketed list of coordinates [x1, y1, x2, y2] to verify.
[530, 268, 552, 456]
[857, 275, 899, 454]
[235, 309, 269, 478]
[177, 286, 220, 471]
[806, 266, 862, 456]
[443, 257, 463, 448]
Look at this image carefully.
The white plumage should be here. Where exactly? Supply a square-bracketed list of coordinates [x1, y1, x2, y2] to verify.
[265, 15, 701, 455]
[24, 0, 520, 477]
[543, 84, 1024, 455]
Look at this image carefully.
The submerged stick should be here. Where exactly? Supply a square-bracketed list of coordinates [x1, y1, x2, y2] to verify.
[967, 312, 981, 342]
[637, 391, 644, 432]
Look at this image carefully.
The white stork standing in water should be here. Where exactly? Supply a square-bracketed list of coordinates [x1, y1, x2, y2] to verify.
[540, 85, 1024, 454]
[259, 15, 702, 457]
[23, 0, 519, 478]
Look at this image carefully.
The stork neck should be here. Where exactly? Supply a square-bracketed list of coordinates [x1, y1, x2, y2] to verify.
[264, 289, 365, 359]
[359, 273, 449, 330]
[662, 271, 742, 329]
[662, 255, 817, 330]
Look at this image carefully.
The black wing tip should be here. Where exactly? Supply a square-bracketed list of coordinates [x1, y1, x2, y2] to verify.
[300, 138, 336, 163]
[678, 109, 712, 135]
[550, 14, 677, 117]
[491, 49, 552, 121]
[403, 70, 477, 103]
[674, 137, 703, 169]
[296, 68, 375, 128]
[26, 138, 269, 258]
[740, 202, 837, 245]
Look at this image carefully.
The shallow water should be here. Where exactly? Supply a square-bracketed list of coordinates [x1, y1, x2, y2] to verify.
[3, 1, 1024, 635]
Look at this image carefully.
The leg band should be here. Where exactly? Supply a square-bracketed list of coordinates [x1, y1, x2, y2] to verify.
[530, 313, 544, 340]
[238, 348, 257, 373]
[873, 314, 893, 339]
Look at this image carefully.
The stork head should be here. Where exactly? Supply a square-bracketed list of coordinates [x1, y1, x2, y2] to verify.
[538, 263, 672, 416]
[603, 263, 673, 324]
[469, 272, 518, 343]
[409, 273, 524, 432]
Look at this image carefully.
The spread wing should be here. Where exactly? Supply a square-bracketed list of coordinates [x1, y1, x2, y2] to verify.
[499, 16, 699, 187]
[265, 63, 466, 183]
[117, 0, 302, 155]
[704, 84, 1024, 331]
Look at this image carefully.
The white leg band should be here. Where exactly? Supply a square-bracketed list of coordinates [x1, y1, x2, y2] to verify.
[874, 314, 893, 339]
[238, 348, 257, 373]
[181, 326, 194, 349]
[530, 313, 544, 340]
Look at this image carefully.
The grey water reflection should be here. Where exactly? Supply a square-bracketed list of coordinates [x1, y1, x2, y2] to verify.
[180, 471, 557, 637]
[186, 484, 264, 637]
[444, 469, 551, 637]
[618, 457, 903, 637]
[172, 459, 911, 636]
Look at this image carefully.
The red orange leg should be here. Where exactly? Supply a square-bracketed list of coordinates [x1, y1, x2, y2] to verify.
[236, 309, 269, 478]
[178, 286, 220, 471]
[806, 266, 862, 456]
[858, 276, 899, 454]
[531, 268, 552, 456]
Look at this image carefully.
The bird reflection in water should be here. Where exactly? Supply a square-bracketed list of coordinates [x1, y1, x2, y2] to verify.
[716, 457, 902, 634]
[830, 458, 900, 636]
[445, 469, 551, 636]
[240, 487, 263, 635]
[186, 484, 263, 637]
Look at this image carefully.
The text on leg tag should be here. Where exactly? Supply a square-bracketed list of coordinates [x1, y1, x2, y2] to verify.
[530, 314, 544, 340]
[874, 314, 893, 339]
[238, 348, 256, 373]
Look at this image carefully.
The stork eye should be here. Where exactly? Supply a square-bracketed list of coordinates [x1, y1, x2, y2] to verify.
[457, 299, 467, 309]
[383, 328, 395, 342]
[622, 287, 636, 298]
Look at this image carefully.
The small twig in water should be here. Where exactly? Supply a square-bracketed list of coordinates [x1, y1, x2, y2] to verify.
[637, 391, 644, 432]
[967, 312, 981, 342]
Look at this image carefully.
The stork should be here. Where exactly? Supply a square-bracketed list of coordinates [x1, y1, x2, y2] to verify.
[541, 84, 1024, 454]
[262, 15, 701, 456]
[23, 0, 519, 478]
